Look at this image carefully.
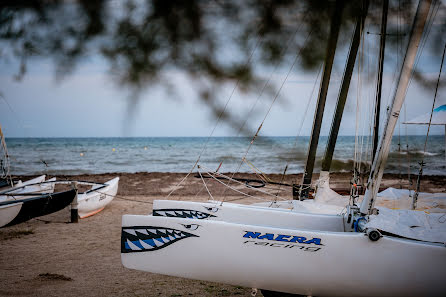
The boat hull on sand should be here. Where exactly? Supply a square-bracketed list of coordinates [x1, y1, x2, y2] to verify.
[0, 189, 76, 227]
[121, 215, 445, 297]
[0, 202, 22, 227]
[78, 177, 119, 218]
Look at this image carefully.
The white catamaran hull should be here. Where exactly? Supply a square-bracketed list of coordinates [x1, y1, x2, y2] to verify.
[78, 177, 119, 218]
[153, 200, 345, 231]
[0, 202, 22, 227]
[153, 199, 446, 243]
[121, 215, 445, 297]
[121, 215, 446, 296]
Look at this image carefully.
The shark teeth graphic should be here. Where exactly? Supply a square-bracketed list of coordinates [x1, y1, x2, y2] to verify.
[121, 226, 199, 253]
[153, 209, 216, 219]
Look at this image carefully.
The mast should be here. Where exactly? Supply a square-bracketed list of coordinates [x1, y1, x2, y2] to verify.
[360, 0, 432, 215]
[0, 125, 12, 186]
[372, 0, 389, 160]
[321, 0, 369, 172]
[297, 0, 345, 200]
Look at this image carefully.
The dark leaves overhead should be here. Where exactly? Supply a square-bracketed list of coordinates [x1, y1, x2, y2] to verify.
[0, 0, 444, 107]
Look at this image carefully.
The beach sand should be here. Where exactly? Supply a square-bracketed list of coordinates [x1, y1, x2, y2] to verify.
[1, 172, 445, 297]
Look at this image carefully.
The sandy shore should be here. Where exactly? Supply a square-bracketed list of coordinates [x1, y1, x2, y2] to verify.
[1, 172, 445, 296]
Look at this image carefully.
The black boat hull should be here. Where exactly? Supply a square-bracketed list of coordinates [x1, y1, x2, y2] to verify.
[0, 189, 76, 228]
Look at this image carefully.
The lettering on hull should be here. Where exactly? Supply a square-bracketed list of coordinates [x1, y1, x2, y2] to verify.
[242, 231, 323, 252]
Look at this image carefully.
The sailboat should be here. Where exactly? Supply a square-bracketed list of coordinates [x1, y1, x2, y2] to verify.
[0, 125, 119, 221]
[121, 1, 445, 296]
[76, 177, 120, 218]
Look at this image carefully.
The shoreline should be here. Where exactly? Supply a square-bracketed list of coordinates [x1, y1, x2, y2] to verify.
[12, 171, 446, 196]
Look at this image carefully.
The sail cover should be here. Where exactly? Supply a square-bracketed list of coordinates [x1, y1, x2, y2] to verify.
[365, 207, 446, 244]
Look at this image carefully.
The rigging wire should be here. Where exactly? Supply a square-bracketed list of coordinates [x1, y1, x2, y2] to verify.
[198, 164, 286, 201]
[400, 0, 440, 193]
[165, 36, 263, 199]
[383, 0, 404, 121]
[365, 17, 374, 174]
[212, 23, 307, 191]
[220, 27, 315, 204]
[168, 16, 310, 200]
[412, 42, 445, 209]
[289, 63, 323, 190]
[222, 30, 312, 203]
[275, 165, 289, 200]
[405, 0, 440, 96]
[0, 126, 12, 186]
[352, 23, 364, 203]
[197, 166, 215, 201]
[193, 22, 307, 201]
[398, 107, 403, 188]
[0, 93, 26, 134]
[404, 103, 412, 184]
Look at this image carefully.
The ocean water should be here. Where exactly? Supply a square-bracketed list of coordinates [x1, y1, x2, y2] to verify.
[4, 136, 445, 176]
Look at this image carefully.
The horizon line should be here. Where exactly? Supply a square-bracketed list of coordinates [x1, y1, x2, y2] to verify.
[4, 134, 445, 139]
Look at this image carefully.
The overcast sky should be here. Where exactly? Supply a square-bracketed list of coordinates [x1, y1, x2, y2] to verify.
[1, 37, 444, 138]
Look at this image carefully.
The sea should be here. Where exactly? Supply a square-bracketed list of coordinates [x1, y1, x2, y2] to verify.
[4, 136, 445, 176]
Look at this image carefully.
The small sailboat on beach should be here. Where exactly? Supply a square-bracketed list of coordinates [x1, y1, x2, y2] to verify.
[121, 1, 445, 296]
[0, 177, 119, 227]
[76, 177, 120, 218]
[0, 126, 119, 225]
[15, 177, 121, 219]
[0, 126, 74, 227]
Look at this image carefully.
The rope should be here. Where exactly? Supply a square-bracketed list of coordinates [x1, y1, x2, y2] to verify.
[114, 195, 153, 204]
[198, 165, 287, 202]
[197, 166, 215, 201]
[242, 158, 272, 183]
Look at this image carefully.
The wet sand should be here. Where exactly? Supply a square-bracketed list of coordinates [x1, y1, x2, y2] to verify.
[1, 172, 445, 296]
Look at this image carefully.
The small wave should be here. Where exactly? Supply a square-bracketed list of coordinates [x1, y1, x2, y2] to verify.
[314, 159, 371, 173]
[390, 150, 441, 157]
[413, 150, 440, 156]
